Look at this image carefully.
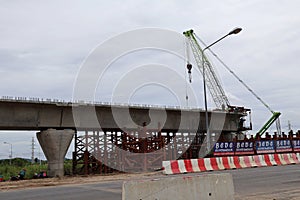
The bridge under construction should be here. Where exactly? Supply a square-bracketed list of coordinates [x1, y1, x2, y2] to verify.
[0, 98, 249, 175]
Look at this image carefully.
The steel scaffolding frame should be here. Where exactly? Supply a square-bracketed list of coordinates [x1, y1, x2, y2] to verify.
[72, 125, 207, 175]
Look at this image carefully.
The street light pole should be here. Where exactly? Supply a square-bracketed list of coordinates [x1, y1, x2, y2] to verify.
[3, 142, 12, 165]
[202, 27, 242, 154]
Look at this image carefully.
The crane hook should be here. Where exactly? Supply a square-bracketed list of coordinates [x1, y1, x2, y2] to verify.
[187, 63, 192, 83]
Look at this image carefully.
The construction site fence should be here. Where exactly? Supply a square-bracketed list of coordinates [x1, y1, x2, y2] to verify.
[214, 134, 300, 156]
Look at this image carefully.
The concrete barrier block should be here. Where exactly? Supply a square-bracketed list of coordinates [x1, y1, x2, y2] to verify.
[122, 173, 234, 200]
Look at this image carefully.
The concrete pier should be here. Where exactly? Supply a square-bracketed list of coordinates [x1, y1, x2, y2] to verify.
[37, 129, 75, 177]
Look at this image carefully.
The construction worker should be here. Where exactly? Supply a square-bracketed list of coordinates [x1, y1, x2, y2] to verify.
[19, 168, 26, 180]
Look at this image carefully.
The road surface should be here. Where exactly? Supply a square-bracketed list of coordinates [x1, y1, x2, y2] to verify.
[0, 165, 299, 200]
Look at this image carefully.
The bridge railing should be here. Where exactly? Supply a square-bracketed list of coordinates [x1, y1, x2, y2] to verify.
[0, 96, 206, 111]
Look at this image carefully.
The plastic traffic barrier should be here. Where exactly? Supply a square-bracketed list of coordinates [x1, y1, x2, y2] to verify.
[162, 153, 299, 175]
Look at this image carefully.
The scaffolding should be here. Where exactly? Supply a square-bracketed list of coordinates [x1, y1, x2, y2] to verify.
[72, 125, 207, 175]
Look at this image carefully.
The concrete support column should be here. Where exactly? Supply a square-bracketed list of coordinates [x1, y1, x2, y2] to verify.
[37, 129, 75, 177]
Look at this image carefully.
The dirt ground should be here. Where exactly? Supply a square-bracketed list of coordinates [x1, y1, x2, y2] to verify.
[0, 172, 160, 191]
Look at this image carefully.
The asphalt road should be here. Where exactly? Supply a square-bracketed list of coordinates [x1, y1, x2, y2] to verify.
[1, 164, 300, 200]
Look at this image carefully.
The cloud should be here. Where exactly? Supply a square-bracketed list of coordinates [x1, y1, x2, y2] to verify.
[1, 0, 300, 157]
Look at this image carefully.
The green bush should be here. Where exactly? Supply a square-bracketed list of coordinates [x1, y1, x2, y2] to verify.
[64, 159, 73, 175]
[0, 158, 72, 181]
[0, 165, 19, 180]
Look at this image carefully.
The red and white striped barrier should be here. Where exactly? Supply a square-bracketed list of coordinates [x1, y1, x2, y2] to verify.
[296, 153, 300, 161]
[221, 156, 237, 169]
[253, 155, 267, 167]
[162, 153, 300, 175]
[278, 153, 295, 165]
[263, 154, 278, 166]
[239, 156, 258, 168]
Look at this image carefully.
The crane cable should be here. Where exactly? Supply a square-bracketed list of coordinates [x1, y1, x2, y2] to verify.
[184, 37, 190, 107]
[194, 33, 282, 134]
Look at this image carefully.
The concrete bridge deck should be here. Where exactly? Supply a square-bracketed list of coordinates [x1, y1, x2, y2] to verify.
[0, 99, 245, 132]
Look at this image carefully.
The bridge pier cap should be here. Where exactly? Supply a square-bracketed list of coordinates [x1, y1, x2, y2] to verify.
[37, 129, 74, 177]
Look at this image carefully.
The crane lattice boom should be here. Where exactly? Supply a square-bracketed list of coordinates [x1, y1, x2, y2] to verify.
[183, 30, 230, 109]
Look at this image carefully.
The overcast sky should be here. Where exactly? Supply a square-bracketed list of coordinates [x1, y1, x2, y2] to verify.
[0, 0, 300, 159]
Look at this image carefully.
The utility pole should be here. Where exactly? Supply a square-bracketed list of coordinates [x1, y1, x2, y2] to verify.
[39, 147, 42, 165]
[202, 27, 242, 153]
[3, 142, 12, 165]
[31, 137, 35, 164]
[288, 120, 292, 132]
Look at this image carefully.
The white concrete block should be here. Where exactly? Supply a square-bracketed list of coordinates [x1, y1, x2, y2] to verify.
[122, 173, 234, 200]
